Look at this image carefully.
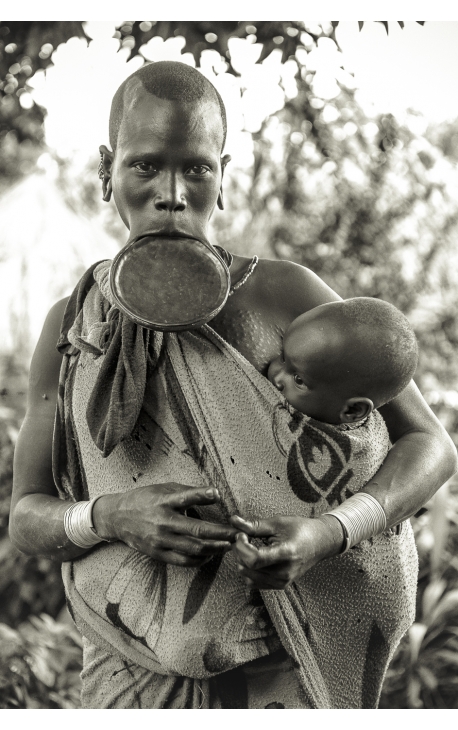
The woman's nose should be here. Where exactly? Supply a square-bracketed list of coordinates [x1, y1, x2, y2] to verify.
[154, 173, 187, 212]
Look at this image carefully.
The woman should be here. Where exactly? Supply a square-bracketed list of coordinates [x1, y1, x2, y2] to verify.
[10, 61, 456, 708]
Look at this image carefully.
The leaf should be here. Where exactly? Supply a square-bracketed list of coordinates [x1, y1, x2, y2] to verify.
[29, 651, 56, 687]
[358, 22, 364, 31]
[421, 578, 447, 624]
[408, 622, 428, 664]
[417, 664, 438, 690]
[435, 649, 458, 666]
[378, 21, 389, 35]
[429, 589, 458, 627]
[407, 674, 423, 708]
[430, 482, 450, 577]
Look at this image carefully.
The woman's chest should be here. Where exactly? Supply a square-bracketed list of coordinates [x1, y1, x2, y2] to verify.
[210, 305, 286, 376]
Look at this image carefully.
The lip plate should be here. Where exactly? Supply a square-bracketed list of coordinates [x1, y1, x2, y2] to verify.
[109, 234, 231, 331]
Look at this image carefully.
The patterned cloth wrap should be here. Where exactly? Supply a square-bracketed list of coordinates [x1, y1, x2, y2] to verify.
[53, 261, 418, 709]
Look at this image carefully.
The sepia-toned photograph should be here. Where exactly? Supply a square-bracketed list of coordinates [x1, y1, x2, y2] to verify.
[1, 14, 458, 713]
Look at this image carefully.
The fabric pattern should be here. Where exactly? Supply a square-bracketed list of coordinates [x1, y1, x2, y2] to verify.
[80, 638, 303, 709]
[54, 261, 418, 708]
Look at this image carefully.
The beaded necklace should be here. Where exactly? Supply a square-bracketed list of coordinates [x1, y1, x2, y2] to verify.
[214, 246, 259, 296]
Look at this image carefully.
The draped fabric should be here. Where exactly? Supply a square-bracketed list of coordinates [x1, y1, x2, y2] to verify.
[54, 261, 418, 708]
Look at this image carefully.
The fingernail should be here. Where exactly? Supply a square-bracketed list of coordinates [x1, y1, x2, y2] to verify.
[205, 488, 214, 497]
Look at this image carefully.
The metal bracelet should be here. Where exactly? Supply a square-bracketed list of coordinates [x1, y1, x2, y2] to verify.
[324, 493, 387, 554]
[63, 496, 107, 549]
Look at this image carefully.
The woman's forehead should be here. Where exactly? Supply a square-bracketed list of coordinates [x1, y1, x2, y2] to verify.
[117, 92, 224, 152]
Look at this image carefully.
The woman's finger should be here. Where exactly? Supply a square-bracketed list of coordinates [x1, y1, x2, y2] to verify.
[170, 512, 238, 542]
[230, 515, 276, 537]
[233, 533, 288, 569]
[167, 486, 221, 510]
[155, 532, 232, 557]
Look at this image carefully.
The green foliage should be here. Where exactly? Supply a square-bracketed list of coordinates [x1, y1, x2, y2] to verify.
[0, 613, 82, 708]
[0, 22, 89, 183]
[0, 20, 413, 186]
[380, 480, 458, 708]
[116, 20, 329, 72]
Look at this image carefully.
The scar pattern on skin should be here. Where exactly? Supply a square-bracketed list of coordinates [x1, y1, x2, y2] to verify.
[212, 307, 284, 375]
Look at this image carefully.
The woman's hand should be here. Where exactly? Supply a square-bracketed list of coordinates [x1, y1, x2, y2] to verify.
[93, 483, 238, 567]
[230, 513, 344, 590]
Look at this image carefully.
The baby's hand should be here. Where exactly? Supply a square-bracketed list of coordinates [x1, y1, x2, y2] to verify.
[230, 513, 343, 590]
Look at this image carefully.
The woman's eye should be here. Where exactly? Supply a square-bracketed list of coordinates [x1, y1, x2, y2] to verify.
[134, 162, 156, 173]
[187, 165, 209, 176]
[294, 374, 304, 386]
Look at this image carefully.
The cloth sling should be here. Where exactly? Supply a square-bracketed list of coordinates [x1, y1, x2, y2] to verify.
[53, 261, 418, 709]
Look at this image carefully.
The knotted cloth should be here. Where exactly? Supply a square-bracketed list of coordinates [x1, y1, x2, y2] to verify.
[53, 261, 418, 708]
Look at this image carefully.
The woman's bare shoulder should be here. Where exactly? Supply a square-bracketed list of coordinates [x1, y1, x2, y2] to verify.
[27, 297, 70, 411]
[256, 257, 341, 315]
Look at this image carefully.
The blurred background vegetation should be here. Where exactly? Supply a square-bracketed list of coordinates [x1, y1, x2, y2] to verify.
[1, 20, 458, 709]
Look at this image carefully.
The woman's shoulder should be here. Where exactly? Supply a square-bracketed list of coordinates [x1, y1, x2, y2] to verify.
[27, 297, 69, 412]
[255, 257, 341, 315]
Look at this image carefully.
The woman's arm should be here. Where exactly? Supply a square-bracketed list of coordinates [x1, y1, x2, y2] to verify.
[9, 298, 90, 562]
[362, 378, 457, 522]
[10, 300, 237, 564]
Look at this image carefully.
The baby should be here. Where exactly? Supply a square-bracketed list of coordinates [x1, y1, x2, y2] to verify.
[231, 296, 419, 588]
[267, 297, 419, 424]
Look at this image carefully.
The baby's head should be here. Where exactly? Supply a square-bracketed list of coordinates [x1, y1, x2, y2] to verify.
[268, 298, 418, 424]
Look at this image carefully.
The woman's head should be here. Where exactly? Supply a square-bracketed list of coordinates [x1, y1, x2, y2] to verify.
[109, 61, 227, 153]
[99, 61, 231, 241]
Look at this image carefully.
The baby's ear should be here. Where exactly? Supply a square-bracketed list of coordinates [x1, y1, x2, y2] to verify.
[339, 397, 374, 424]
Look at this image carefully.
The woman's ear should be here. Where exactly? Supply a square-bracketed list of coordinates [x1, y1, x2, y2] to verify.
[99, 144, 114, 202]
[339, 397, 374, 424]
[221, 154, 231, 174]
[218, 155, 232, 211]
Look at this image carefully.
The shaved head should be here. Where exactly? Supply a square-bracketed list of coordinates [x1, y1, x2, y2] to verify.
[292, 297, 419, 407]
[109, 61, 227, 152]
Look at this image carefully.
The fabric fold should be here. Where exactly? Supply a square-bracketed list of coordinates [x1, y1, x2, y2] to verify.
[57, 260, 163, 457]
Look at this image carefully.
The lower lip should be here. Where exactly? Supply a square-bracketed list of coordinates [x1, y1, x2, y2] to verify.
[130, 230, 204, 243]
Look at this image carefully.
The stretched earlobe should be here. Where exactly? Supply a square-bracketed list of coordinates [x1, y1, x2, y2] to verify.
[99, 144, 114, 203]
[102, 177, 112, 202]
[218, 154, 231, 210]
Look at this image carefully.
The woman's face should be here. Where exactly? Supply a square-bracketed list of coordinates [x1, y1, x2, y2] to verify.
[108, 88, 229, 242]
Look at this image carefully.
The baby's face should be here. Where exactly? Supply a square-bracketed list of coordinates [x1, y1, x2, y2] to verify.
[267, 312, 348, 423]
